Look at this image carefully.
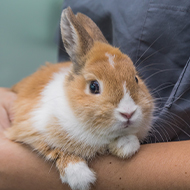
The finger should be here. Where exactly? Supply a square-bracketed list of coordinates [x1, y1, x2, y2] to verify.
[0, 107, 11, 131]
[3, 92, 17, 123]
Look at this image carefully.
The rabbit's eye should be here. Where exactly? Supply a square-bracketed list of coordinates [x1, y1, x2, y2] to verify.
[135, 76, 138, 84]
[90, 81, 100, 94]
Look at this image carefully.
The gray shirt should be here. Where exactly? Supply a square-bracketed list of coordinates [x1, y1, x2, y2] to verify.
[58, 0, 190, 143]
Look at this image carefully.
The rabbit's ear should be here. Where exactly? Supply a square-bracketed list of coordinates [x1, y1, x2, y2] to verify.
[76, 13, 108, 44]
[60, 7, 93, 73]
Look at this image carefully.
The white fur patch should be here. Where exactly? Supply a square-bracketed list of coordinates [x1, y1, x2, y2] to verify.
[112, 83, 143, 134]
[30, 68, 69, 133]
[105, 53, 115, 67]
[115, 84, 138, 122]
[30, 68, 110, 148]
[60, 161, 96, 190]
[117, 135, 140, 158]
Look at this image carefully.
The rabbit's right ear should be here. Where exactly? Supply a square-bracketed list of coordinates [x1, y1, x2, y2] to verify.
[60, 7, 93, 73]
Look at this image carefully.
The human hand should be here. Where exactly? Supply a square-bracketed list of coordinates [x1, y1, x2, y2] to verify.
[0, 88, 17, 132]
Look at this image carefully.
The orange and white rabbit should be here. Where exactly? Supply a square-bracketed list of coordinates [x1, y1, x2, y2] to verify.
[6, 7, 154, 190]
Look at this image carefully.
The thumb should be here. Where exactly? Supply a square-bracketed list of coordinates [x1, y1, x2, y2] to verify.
[0, 107, 11, 131]
[5, 92, 17, 123]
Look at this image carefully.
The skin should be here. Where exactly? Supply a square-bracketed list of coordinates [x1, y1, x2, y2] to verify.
[1, 87, 190, 190]
[0, 88, 17, 131]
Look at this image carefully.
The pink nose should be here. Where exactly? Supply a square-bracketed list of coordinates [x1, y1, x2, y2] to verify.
[120, 111, 135, 120]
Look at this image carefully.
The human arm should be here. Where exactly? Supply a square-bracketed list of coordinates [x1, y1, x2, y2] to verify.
[1, 129, 190, 190]
[0, 87, 64, 189]
[0, 87, 17, 131]
[1, 87, 190, 190]
[90, 141, 190, 190]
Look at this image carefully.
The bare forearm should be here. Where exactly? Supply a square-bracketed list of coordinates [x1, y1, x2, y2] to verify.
[0, 133, 66, 190]
[1, 132, 190, 190]
[90, 141, 190, 190]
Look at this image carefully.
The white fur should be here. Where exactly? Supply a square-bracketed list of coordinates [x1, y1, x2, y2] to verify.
[30, 68, 111, 148]
[60, 161, 96, 190]
[30, 68, 69, 133]
[117, 135, 140, 158]
[105, 53, 115, 67]
[115, 84, 140, 122]
[112, 83, 143, 134]
[30, 69, 143, 150]
[116, 92, 137, 121]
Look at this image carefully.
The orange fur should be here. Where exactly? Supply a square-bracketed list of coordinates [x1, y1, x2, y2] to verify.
[11, 62, 71, 123]
[6, 60, 107, 159]
[5, 7, 154, 190]
[65, 41, 153, 134]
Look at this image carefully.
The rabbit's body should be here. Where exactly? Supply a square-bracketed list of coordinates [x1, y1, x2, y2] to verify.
[6, 7, 154, 190]
[9, 61, 108, 159]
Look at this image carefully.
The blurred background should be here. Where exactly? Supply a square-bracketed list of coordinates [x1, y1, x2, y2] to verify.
[0, 0, 63, 87]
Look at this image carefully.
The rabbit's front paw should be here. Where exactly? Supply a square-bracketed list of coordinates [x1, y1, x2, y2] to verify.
[60, 161, 96, 190]
[109, 135, 140, 158]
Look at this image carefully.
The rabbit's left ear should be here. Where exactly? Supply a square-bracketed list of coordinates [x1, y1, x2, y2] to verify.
[60, 7, 93, 73]
[76, 13, 108, 44]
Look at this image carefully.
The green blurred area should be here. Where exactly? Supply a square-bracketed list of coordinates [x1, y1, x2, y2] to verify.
[0, 0, 63, 87]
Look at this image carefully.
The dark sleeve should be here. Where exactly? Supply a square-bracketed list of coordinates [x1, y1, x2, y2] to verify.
[58, 0, 190, 142]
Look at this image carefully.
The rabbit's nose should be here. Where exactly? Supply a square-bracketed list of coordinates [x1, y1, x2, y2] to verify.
[120, 110, 135, 120]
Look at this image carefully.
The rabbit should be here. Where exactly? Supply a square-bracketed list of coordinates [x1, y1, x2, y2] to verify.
[5, 7, 154, 190]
